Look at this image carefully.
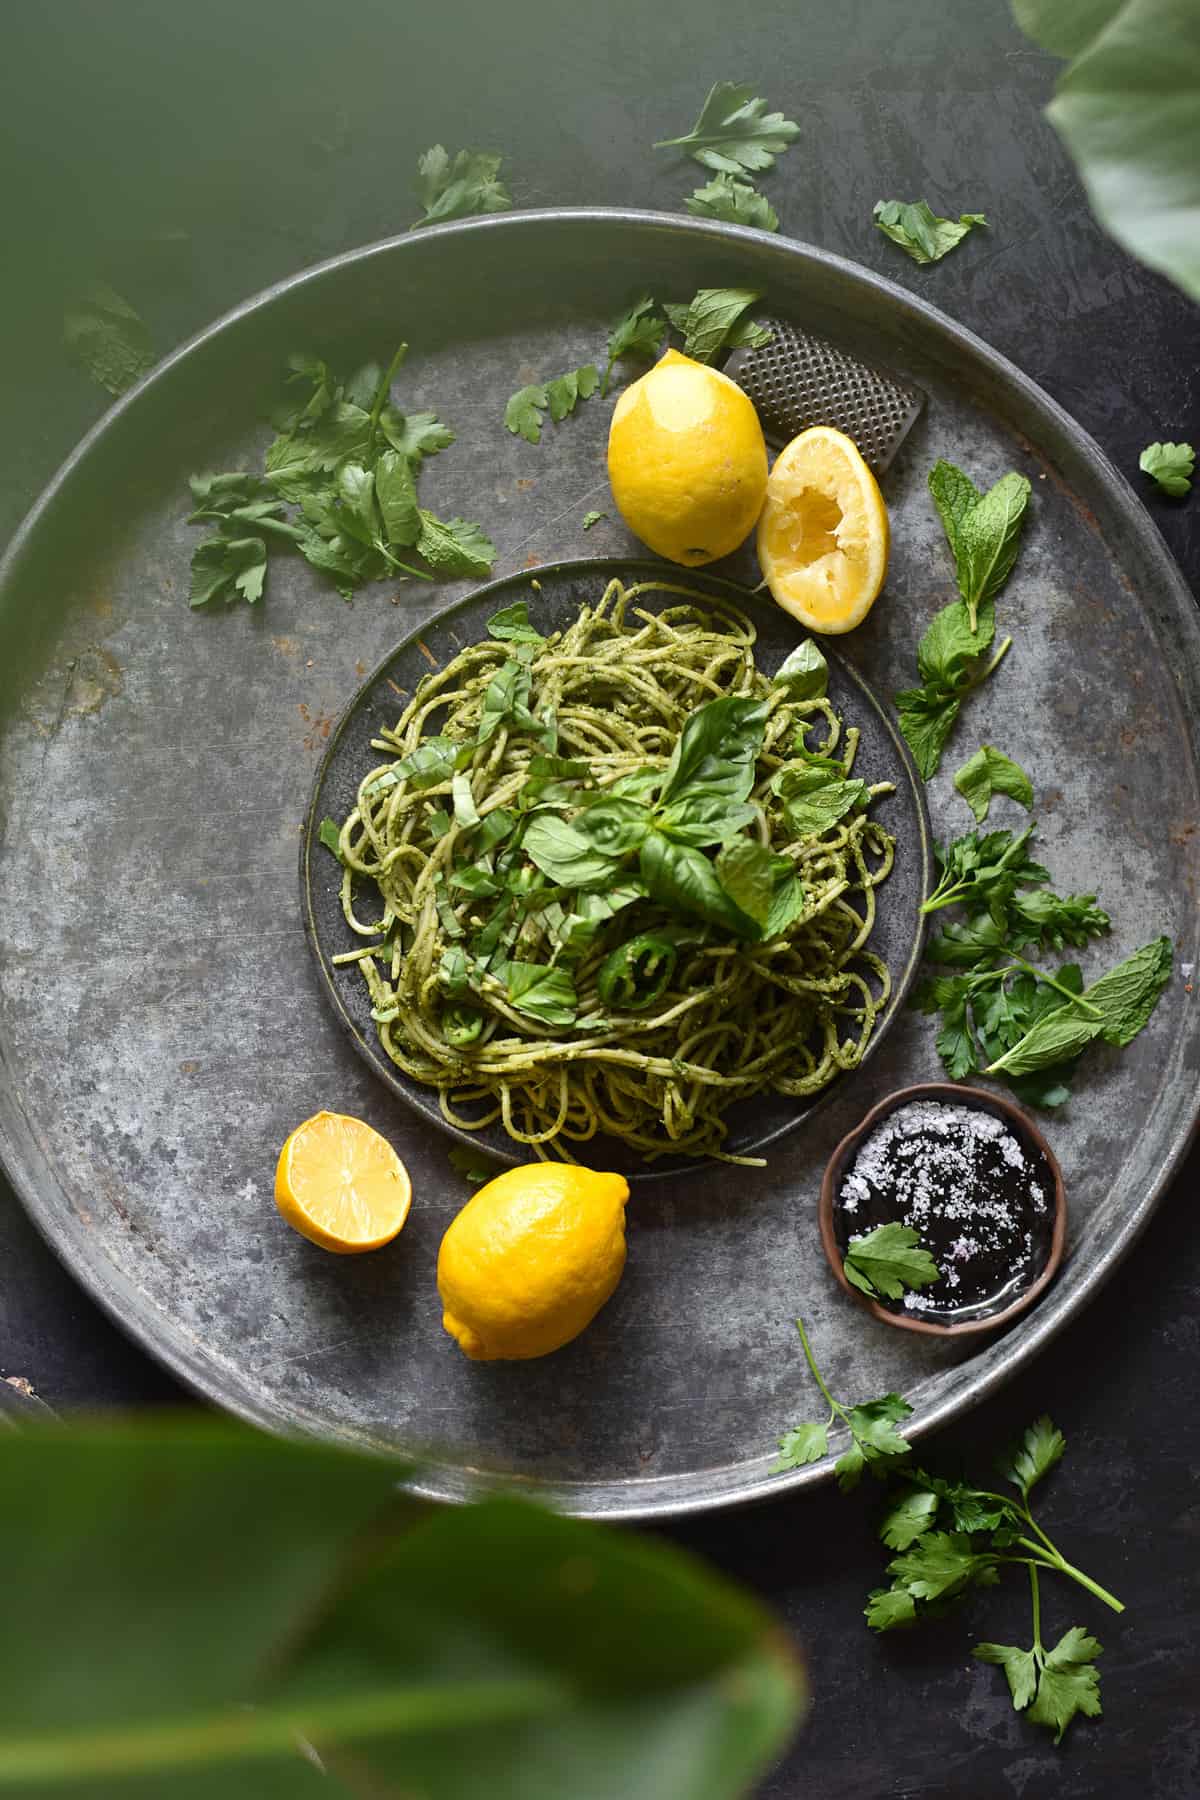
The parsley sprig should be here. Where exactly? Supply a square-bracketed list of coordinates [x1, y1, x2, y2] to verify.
[873, 200, 988, 265]
[774, 1320, 1123, 1742]
[654, 81, 799, 175]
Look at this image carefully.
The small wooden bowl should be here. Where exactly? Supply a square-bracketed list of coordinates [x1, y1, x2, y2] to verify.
[819, 1082, 1067, 1338]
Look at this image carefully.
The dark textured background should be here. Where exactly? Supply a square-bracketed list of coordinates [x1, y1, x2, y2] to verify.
[1, 1, 1196, 1793]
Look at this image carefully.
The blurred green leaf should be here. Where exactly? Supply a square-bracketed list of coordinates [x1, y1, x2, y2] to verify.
[0, 1420, 804, 1797]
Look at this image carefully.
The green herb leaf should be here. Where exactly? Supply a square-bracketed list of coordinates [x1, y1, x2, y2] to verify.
[986, 935, 1172, 1075]
[63, 280, 156, 395]
[895, 684, 964, 781]
[1000, 1416, 1066, 1498]
[1005, 888, 1110, 952]
[582, 510, 607, 530]
[770, 1421, 829, 1473]
[844, 1395, 913, 1462]
[654, 81, 800, 175]
[886, 1531, 994, 1604]
[375, 449, 422, 547]
[411, 145, 512, 228]
[1026, 1627, 1104, 1742]
[973, 1640, 1040, 1711]
[659, 694, 771, 807]
[378, 408, 456, 467]
[487, 600, 545, 645]
[774, 766, 869, 837]
[957, 473, 1032, 632]
[953, 745, 1034, 822]
[317, 817, 344, 862]
[685, 173, 779, 231]
[523, 815, 624, 888]
[416, 511, 496, 578]
[448, 1144, 501, 1184]
[640, 832, 762, 939]
[772, 639, 828, 700]
[573, 797, 653, 858]
[188, 535, 269, 608]
[927, 459, 983, 560]
[878, 1487, 940, 1551]
[842, 1223, 941, 1300]
[655, 794, 759, 849]
[873, 200, 988, 265]
[1139, 440, 1194, 497]
[496, 960, 578, 1027]
[602, 296, 667, 394]
[505, 367, 599, 442]
[865, 1585, 919, 1631]
[713, 839, 796, 931]
[665, 288, 772, 364]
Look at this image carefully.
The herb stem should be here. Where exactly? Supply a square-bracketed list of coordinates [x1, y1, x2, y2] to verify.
[1012, 1543, 1125, 1615]
[1011, 955, 1104, 1018]
[1029, 1561, 1043, 1653]
[794, 1317, 845, 1422]
[366, 342, 409, 460]
[981, 635, 1013, 682]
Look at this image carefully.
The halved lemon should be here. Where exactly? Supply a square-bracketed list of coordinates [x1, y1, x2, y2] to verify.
[756, 426, 889, 634]
[275, 1111, 412, 1254]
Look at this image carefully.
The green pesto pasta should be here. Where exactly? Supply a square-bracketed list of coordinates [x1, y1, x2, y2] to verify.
[331, 580, 894, 1164]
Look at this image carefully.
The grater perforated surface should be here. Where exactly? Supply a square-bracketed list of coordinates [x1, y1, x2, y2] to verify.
[725, 318, 925, 474]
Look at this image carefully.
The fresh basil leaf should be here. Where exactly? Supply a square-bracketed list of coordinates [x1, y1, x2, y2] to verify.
[495, 960, 578, 1027]
[608, 769, 666, 803]
[448, 865, 501, 897]
[575, 881, 649, 923]
[487, 600, 545, 645]
[953, 745, 1034, 822]
[772, 639, 828, 700]
[655, 795, 759, 848]
[524, 815, 624, 888]
[317, 817, 344, 862]
[476, 660, 552, 748]
[451, 773, 481, 830]
[659, 695, 771, 806]
[389, 736, 470, 791]
[640, 832, 761, 939]
[572, 797, 652, 858]
[714, 839, 797, 932]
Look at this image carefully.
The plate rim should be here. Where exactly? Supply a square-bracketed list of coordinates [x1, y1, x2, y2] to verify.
[2, 207, 1198, 1520]
[299, 554, 934, 1180]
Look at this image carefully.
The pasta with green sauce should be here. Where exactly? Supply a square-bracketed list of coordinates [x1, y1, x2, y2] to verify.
[329, 579, 895, 1164]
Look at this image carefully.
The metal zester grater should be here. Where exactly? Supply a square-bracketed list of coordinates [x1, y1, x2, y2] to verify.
[724, 319, 925, 477]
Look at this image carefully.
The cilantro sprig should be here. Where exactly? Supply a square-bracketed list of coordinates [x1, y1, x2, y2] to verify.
[686, 173, 779, 232]
[842, 1223, 941, 1300]
[873, 199, 988, 265]
[410, 146, 512, 228]
[774, 1321, 1123, 1743]
[504, 366, 600, 444]
[1138, 440, 1194, 498]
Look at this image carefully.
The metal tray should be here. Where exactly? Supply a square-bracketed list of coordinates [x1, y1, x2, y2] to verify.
[302, 558, 932, 1177]
[1, 210, 1197, 1520]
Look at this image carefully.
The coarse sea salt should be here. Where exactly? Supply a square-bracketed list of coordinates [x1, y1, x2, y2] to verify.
[836, 1099, 1053, 1322]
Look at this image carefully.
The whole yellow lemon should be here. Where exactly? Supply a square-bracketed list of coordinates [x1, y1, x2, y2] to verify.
[607, 348, 768, 566]
[438, 1162, 630, 1361]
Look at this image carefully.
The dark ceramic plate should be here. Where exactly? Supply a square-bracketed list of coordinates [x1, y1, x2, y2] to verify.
[301, 559, 933, 1178]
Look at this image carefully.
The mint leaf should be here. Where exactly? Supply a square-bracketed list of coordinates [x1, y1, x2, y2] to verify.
[685, 173, 779, 231]
[64, 280, 156, 396]
[411, 145, 511, 228]
[927, 459, 983, 560]
[770, 1421, 829, 1472]
[665, 287, 771, 363]
[1139, 440, 1194, 498]
[953, 745, 1034, 822]
[655, 82, 800, 175]
[874, 200, 988, 265]
[895, 684, 964, 780]
[415, 511, 496, 578]
[772, 765, 867, 835]
[986, 936, 1172, 1075]
[958, 473, 1032, 631]
[843, 1223, 941, 1301]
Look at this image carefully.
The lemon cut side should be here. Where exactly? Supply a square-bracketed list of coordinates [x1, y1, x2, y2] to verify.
[757, 425, 889, 634]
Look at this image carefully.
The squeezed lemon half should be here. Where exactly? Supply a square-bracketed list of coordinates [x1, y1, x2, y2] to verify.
[275, 1111, 412, 1253]
[756, 425, 889, 633]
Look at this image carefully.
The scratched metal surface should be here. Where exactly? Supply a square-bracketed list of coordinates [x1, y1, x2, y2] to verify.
[0, 212, 1197, 1519]
[302, 559, 933, 1176]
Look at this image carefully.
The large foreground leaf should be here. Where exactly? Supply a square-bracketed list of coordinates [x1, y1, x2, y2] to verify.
[0, 1420, 804, 1797]
[1014, 0, 1200, 302]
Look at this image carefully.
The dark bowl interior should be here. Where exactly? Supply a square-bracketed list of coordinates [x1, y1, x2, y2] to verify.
[819, 1081, 1068, 1337]
[302, 557, 933, 1178]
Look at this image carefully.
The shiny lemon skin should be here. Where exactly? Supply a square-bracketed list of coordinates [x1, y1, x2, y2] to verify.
[438, 1163, 630, 1361]
[607, 348, 768, 566]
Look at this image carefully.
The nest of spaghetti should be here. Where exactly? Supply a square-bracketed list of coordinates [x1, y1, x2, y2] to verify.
[330, 580, 895, 1164]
